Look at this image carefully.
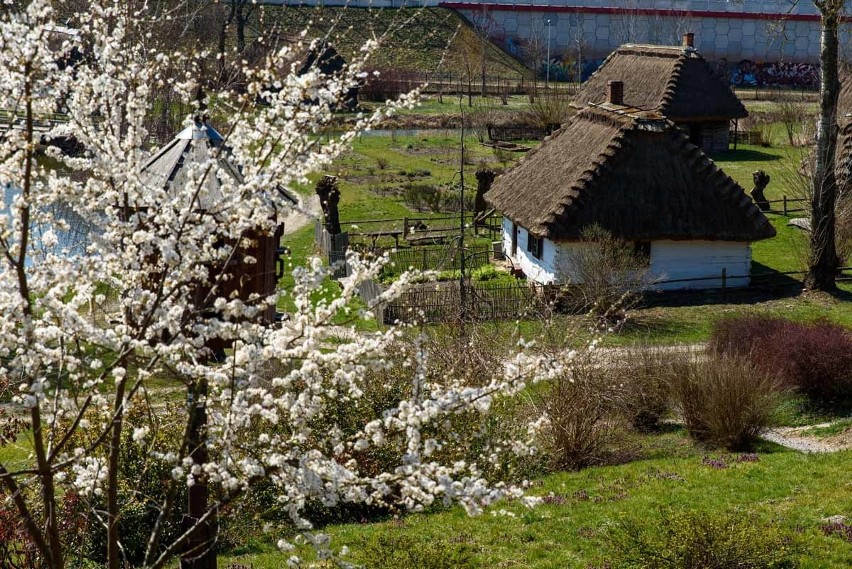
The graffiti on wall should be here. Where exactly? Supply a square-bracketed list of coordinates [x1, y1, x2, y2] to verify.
[717, 59, 819, 89]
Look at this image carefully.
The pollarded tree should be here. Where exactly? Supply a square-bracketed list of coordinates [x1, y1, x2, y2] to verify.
[0, 2, 553, 568]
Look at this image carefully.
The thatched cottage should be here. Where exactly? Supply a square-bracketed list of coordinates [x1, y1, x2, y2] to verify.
[486, 82, 775, 291]
[834, 71, 852, 192]
[573, 34, 747, 154]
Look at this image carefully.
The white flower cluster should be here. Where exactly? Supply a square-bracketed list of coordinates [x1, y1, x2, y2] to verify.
[0, 2, 558, 567]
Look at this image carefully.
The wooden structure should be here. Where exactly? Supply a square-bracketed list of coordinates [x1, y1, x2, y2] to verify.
[486, 86, 775, 291]
[834, 69, 852, 194]
[572, 33, 748, 154]
[140, 119, 295, 324]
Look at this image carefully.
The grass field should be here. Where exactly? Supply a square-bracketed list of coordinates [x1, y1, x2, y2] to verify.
[222, 430, 852, 568]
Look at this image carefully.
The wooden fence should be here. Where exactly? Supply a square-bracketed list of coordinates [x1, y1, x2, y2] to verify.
[765, 195, 808, 215]
[341, 212, 501, 248]
[361, 265, 852, 325]
[373, 243, 493, 276]
[382, 280, 547, 324]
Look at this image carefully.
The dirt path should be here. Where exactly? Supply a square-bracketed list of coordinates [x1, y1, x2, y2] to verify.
[283, 194, 321, 236]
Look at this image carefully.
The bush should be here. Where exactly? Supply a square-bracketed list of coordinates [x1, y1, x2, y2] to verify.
[530, 352, 626, 470]
[710, 315, 852, 402]
[560, 224, 654, 326]
[610, 346, 676, 432]
[708, 315, 788, 357]
[402, 182, 476, 213]
[613, 508, 797, 569]
[669, 353, 783, 451]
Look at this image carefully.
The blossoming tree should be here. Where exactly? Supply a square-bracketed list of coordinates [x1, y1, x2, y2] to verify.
[0, 2, 550, 568]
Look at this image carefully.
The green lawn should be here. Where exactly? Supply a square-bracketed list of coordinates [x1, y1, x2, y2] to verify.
[222, 431, 852, 568]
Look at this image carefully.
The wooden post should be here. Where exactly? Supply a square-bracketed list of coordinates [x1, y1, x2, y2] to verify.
[422, 248, 427, 271]
[783, 195, 788, 215]
[733, 119, 739, 151]
[721, 268, 727, 301]
[403, 216, 409, 239]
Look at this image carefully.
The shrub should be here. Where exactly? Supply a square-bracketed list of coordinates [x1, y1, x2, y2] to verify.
[613, 508, 797, 569]
[610, 346, 676, 432]
[769, 321, 852, 401]
[776, 99, 811, 146]
[530, 351, 626, 470]
[669, 353, 783, 451]
[710, 315, 852, 402]
[707, 315, 788, 358]
[472, 264, 499, 282]
[560, 224, 654, 326]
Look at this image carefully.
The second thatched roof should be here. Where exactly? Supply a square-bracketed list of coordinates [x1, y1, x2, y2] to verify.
[573, 43, 748, 121]
[485, 104, 775, 243]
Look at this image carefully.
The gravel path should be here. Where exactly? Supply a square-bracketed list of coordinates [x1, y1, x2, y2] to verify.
[762, 424, 851, 453]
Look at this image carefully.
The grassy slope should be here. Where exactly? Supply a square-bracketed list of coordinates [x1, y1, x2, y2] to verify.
[257, 7, 529, 77]
[223, 432, 852, 568]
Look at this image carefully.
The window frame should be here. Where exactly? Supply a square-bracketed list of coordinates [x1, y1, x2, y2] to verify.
[526, 231, 543, 260]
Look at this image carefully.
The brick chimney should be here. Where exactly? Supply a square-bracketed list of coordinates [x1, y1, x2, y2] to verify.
[683, 32, 695, 48]
[607, 80, 624, 105]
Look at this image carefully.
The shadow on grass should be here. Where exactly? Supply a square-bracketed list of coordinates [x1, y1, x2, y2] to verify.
[753, 438, 790, 454]
[640, 261, 803, 311]
[715, 148, 782, 162]
[825, 286, 852, 303]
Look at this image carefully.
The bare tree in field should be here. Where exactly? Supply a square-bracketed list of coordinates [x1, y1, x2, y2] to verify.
[470, 5, 500, 98]
[807, 0, 847, 291]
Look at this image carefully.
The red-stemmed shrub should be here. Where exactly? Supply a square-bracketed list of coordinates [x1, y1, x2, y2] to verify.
[709, 315, 852, 402]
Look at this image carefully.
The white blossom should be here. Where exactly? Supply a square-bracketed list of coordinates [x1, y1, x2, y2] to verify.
[0, 2, 553, 567]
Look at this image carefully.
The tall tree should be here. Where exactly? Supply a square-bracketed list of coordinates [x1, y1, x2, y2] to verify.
[0, 3, 548, 568]
[806, 0, 846, 291]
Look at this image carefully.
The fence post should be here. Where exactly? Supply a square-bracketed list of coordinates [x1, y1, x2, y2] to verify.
[721, 268, 727, 301]
[422, 248, 427, 272]
[403, 216, 409, 239]
[783, 195, 788, 215]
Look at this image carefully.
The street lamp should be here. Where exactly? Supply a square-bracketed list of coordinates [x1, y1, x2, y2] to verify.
[546, 18, 552, 88]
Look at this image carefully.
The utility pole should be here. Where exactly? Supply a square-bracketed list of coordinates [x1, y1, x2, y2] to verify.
[458, 97, 466, 324]
[546, 19, 552, 88]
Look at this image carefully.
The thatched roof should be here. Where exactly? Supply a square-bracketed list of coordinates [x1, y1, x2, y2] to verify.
[573, 44, 747, 121]
[835, 69, 852, 189]
[485, 104, 775, 243]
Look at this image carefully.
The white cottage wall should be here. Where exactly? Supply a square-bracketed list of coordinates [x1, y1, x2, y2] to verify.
[501, 217, 559, 283]
[502, 217, 589, 285]
[502, 219, 753, 290]
[649, 240, 751, 290]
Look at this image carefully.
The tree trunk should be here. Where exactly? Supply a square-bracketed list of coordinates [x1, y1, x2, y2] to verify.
[806, 3, 841, 291]
[236, 2, 246, 54]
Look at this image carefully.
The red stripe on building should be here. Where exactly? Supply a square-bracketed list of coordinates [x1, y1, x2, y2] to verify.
[437, 2, 835, 23]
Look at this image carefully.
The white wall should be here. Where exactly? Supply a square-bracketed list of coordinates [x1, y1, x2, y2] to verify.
[502, 217, 558, 284]
[501, 217, 590, 285]
[649, 240, 751, 290]
[502, 219, 753, 290]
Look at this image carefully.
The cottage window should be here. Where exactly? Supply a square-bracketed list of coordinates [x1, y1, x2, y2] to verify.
[527, 232, 543, 259]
